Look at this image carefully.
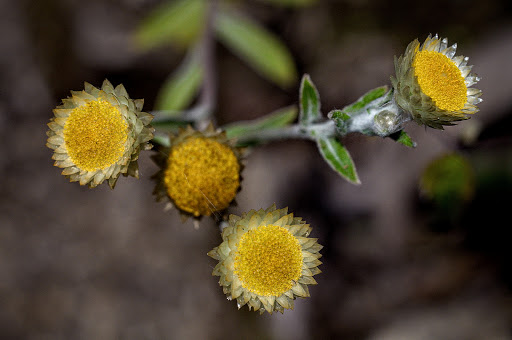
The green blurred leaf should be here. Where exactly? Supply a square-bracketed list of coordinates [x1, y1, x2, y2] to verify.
[152, 134, 171, 147]
[215, 9, 297, 87]
[299, 74, 321, 125]
[155, 55, 203, 113]
[224, 106, 298, 142]
[151, 115, 194, 133]
[420, 153, 474, 205]
[341, 86, 389, 114]
[317, 137, 360, 184]
[389, 130, 417, 148]
[135, 0, 205, 50]
[256, 0, 318, 7]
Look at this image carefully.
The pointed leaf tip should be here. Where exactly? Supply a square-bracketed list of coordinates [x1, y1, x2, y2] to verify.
[317, 137, 360, 184]
[389, 130, 417, 148]
[299, 74, 321, 126]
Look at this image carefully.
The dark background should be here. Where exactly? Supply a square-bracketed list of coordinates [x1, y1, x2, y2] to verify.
[2, 0, 512, 339]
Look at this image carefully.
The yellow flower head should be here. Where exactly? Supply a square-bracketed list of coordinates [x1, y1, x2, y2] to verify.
[152, 125, 243, 220]
[46, 80, 154, 188]
[208, 205, 322, 314]
[391, 34, 482, 129]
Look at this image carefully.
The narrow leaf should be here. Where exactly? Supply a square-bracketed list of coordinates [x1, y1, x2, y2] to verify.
[224, 106, 297, 141]
[299, 74, 321, 125]
[342, 86, 389, 114]
[155, 55, 203, 113]
[215, 9, 297, 88]
[135, 0, 205, 50]
[389, 130, 417, 148]
[152, 134, 171, 147]
[317, 137, 360, 184]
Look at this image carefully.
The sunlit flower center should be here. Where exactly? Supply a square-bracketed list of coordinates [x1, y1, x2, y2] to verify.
[413, 50, 467, 112]
[164, 137, 240, 217]
[63, 99, 128, 171]
[234, 225, 303, 297]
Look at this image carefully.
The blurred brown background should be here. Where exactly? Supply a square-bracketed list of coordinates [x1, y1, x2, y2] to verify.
[2, 0, 512, 339]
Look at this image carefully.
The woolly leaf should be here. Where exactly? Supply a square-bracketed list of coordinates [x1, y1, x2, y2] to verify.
[299, 74, 321, 125]
[317, 137, 360, 184]
[341, 86, 389, 114]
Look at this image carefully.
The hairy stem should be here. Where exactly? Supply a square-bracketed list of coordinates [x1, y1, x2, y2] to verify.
[234, 120, 337, 145]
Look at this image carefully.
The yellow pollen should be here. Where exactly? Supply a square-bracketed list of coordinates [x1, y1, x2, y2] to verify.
[164, 137, 240, 217]
[234, 225, 303, 297]
[413, 50, 467, 112]
[63, 100, 128, 172]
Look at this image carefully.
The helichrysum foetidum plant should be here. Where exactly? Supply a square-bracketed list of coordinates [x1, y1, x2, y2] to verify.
[391, 34, 482, 129]
[152, 125, 244, 220]
[208, 205, 322, 314]
[46, 24, 483, 317]
[46, 80, 154, 188]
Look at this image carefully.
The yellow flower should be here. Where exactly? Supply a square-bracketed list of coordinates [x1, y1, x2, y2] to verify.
[208, 205, 322, 314]
[46, 80, 154, 188]
[391, 34, 482, 129]
[152, 125, 243, 220]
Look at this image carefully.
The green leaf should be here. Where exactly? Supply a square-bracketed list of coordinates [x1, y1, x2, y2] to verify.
[224, 106, 298, 141]
[420, 153, 474, 206]
[155, 54, 203, 113]
[299, 74, 321, 125]
[135, 0, 206, 50]
[215, 9, 297, 88]
[152, 134, 171, 147]
[342, 86, 389, 114]
[317, 137, 360, 184]
[389, 130, 417, 148]
[256, 0, 318, 7]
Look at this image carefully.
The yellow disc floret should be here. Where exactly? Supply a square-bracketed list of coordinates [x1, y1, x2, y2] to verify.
[413, 50, 467, 112]
[234, 225, 303, 297]
[164, 137, 240, 217]
[63, 100, 128, 172]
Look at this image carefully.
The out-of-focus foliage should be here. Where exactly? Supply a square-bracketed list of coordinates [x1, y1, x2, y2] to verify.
[135, 0, 205, 49]
[420, 153, 475, 207]
[215, 8, 297, 88]
[154, 53, 203, 112]
[136, 0, 299, 114]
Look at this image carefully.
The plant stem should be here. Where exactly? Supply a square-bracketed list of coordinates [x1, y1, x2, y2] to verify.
[234, 120, 337, 145]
